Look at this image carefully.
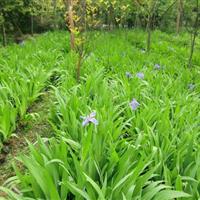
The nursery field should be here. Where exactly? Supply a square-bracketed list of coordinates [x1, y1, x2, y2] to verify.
[0, 30, 200, 199]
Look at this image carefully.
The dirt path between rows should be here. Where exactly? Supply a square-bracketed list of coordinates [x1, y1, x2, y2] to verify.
[0, 91, 53, 187]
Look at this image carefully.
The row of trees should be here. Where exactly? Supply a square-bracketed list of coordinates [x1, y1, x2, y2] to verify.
[0, 0, 199, 68]
[65, 0, 199, 74]
[0, 0, 65, 46]
[0, 0, 198, 41]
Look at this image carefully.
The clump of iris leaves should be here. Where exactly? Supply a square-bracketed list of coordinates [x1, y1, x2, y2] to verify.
[0, 30, 200, 200]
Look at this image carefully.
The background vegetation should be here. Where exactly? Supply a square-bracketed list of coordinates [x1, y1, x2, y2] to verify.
[0, 0, 199, 40]
[0, 0, 200, 200]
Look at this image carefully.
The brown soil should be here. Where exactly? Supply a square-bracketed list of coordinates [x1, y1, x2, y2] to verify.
[0, 91, 53, 188]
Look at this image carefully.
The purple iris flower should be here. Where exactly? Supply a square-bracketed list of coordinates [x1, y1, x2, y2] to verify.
[130, 98, 140, 111]
[126, 72, 133, 79]
[81, 111, 98, 127]
[188, 83, 195, 90]
[154, 64, 161, 70]
[136, 72, 144, 79]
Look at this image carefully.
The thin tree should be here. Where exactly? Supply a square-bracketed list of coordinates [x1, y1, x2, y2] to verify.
[52, 0, 57, 29]
[76, 0, 86, 82]
[176, 0, 183, 34]
[66, 0, 75, 50]
[146, 11, 152, 52]
[108, 3, 114, 30]
[135, 0, 157, 52]
[31, 15, 34, 36]
[188, 0, 199, 68]
[2, 23, 7, 46]
[159, 0, 178, 21]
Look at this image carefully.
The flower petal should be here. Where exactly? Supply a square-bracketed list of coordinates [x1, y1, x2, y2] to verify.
[82, 118, 90, 127]
[136, 72, 144, 79]
[89, 118, 99, 126]
[89, 112, 96, 118]
[130, 98, 140, 111]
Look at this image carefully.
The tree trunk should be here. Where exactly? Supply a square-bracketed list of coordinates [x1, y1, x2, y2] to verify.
[76, 52, 84, 82]
[52, 0, 57, 29]
[159, 0, 178, 28]
[108, 4, 114, 30]
[67, 0, 75, 50]
[147, 15, 151, 52]
[31, 15, 34, 36]
[2, 23, 7, 47]
[135, 13, 142, 28]
[188, 0, 199, 68]
[188, 32, 197, 68]
[176, 0, 183, 34]
[81, 0, 86, 31]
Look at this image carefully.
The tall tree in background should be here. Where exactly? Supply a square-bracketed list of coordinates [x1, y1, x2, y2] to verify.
[0, 0, 24, 46]
[176, 0, 183, 34]
[81, 0, 86, 30]
[74, 0, 86, 82]
[25, 0, 47, 36]
[188, 0, 199, 68]
[1, 23, 7, 46]
[66, 0, 75, 50]
[108, 1, 115, 30]
[27, 0, 39, 36]
[52, 0, 57, 29]
[1, 0, 200, 50]
[65, 0, 100, 82]
[135, 0, 158, 52]
[0, 14, 7, 46]
[146, 0, 157, 52]
[158, 0, 177, 29]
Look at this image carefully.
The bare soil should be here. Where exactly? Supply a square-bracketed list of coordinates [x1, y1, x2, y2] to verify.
[0, 91, 53, 187]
